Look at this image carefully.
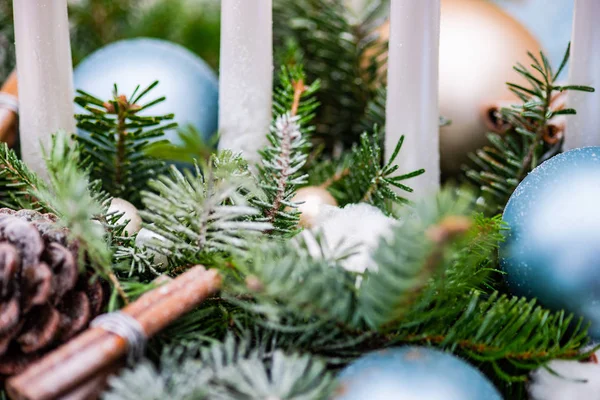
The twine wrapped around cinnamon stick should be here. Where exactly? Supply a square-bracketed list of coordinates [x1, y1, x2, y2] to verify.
[6, 266, 222, 400]
[0, 70, 18, 147]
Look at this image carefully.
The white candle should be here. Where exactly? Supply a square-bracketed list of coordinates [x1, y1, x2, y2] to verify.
[218, 0, 273, 163]
[385, 0, 441, 197]
[565, 0, 600, 149]
[13, 0, 76, 177]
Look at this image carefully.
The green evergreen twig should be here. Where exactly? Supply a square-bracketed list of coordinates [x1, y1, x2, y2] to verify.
[274, 0, 387, 152]
[465, 45, 594, 214]
[104, 334, 334, 400]
[29, 132, 128, 302]
[0, 143, 44, 210]
[140, 151, 272, 267]
[307, 131, 424, 214]
[75, 81, 177, 207]
[253, 66, 320, 235]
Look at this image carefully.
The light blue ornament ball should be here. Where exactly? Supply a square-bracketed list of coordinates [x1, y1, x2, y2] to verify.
[74, 38, 218, 144]
[334, 347, 501, 400]
[502, 147, 600, 338]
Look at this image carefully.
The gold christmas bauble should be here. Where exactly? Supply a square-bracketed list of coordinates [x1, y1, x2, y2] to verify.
[292, 186, 338, 228]
[376, 0, 543, 174]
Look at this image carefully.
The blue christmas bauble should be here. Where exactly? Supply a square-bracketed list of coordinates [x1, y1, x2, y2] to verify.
[74, 38, 218, 144]
[502, 147, 600, 338]
[334, 346, 501, 400]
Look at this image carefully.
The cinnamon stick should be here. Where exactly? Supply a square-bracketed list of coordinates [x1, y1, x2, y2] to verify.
[0, 70, 18, 147]
[59, 360, 124, 400]
[6, 266, 222, 400]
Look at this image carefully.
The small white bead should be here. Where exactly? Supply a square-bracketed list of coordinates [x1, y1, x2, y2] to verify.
[108, 198, 142, 236]
[292, 186, 338, 228]
[135, 228, 169, 269]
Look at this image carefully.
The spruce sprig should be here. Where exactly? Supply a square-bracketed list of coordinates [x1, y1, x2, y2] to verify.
[465, 45, 594, 214]
[253, 67, 319, 235]
[397, 292, 589, 386]
[358, 190, 476, 329]
[231, 188, 588, 390]
[239, 237, 360, 327]
[0, 143, 44, 210]
[140, 151, 272, 266]
[75, 81, 177, 207]
[104, 335, 335, 400]
[29, 132, 129, 301]
[0, 133, 127, 302]
[307, 131, 424, 215]
[274, 0, 387, 152]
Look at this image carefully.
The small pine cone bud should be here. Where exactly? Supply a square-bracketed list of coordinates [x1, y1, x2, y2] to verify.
[117, 94, 129, 110]
[103, 102, 116, 113]
[0, 208, 107, 376]
[129, 104, 142, 113]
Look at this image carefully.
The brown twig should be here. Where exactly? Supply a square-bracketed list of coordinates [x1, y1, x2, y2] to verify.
[361, 166, 387, 203]
[111, 95, 130, 188]
[290, 79, 305, 117]
[404, 333, 580, 361]
[108, 271, 129, 305]
[319, 168, 350, 189]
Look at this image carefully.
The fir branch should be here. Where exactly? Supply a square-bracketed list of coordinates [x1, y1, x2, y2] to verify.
[274, 0, 387, 152]
[140, 151, 271, 266]
[232, 187, 589, 386]
[355, 190, 588, 383]
[75, 81, 177, 207]
[1, 133, 128, 303]
[397, 292, 589, 383]
[360, 87, 386, 134]
[0, 143, 45, 210]
[30, 132, 123, 297]
[111, 230, 162, 279]
[465, 45, 594, 214]
[237, 237, 360, 327]
[307, 131, 424, 214]
[104, 335, 335, 400]
[358, 189, 487, 329]
[254, 67, 319, 235]
[156, 298, 371, 364]
[264, 114, 303, 224]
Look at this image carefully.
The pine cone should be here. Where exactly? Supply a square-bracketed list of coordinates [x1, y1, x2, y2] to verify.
[0, 208, 106, 376]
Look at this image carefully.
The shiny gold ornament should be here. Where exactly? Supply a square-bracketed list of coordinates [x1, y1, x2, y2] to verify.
[374, 0, 543, 174]
[292, 186, 338, 228]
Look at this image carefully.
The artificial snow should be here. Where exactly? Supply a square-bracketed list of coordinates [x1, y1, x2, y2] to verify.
[529, 350, 600, 400]
[302, 203, 397, 273]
